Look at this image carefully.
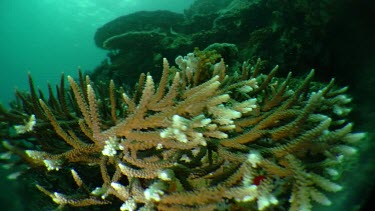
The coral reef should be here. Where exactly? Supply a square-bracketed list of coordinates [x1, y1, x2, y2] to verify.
[94, 10, 185, 50]
[92, 10, 187, 86]
[0, 50, 365, 210]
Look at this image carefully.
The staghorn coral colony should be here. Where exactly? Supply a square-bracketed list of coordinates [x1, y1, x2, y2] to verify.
[0, 50, 366, 210]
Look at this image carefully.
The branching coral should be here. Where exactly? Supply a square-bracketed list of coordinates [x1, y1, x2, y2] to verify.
[0, 50, 365, 210]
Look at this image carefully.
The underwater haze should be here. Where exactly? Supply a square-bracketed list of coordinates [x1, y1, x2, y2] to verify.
[0, 0, 374, 210]
[0, 0, 194, 105]
[0, 0, 194, 210]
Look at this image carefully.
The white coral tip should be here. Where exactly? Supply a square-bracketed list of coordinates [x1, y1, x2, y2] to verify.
[120, 197, 136, 211]
[158, 169, 174, 181]
[247, 151, 262, 168]
[343, 132, 366, 143]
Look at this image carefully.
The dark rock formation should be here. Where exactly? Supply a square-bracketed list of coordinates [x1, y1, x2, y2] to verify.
[91, 0, 365, 92]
